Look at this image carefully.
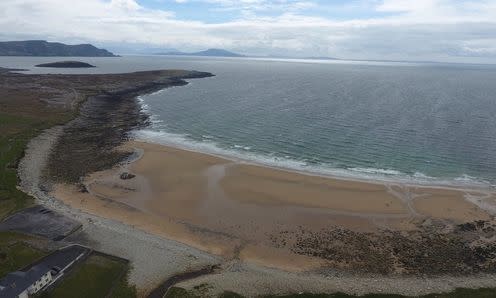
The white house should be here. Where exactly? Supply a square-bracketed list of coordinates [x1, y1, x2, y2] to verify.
[0, 244, 90, 298]
[0, 264, 53, 298]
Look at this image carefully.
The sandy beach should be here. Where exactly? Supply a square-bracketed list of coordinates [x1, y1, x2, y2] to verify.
[51, 140, 496, 272]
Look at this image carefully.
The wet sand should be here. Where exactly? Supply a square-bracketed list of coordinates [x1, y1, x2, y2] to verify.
[51, 140, 496, 272]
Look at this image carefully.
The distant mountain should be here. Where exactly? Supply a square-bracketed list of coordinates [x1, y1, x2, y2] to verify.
[157, 48, 244, 58]
[0, 40, 117, 57]
[305, 56, 339, 60]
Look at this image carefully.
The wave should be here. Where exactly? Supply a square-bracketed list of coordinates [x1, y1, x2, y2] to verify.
[134, 91, 494, 190]
[133, 129, 309, 170]
[233, 144, 251, 151]
[131, 129, 494, 190]
[348, 167, 402, 176]
[137, 96, 149, 111]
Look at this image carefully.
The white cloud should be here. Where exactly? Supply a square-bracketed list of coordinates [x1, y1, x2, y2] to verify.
[0, 0, 495, 62]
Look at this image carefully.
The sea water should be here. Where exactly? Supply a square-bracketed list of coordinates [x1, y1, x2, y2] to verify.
[3, 56, 495, 187]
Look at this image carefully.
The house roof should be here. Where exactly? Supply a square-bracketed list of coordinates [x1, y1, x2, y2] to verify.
[0, 264, 51, 298]
[0, 245, 90, 298]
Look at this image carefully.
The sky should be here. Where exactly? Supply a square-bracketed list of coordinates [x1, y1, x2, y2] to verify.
[1, 0, 496, 62]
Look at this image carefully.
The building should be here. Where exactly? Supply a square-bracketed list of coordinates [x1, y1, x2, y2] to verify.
[0, 264, 53, 298]
[0, 245, 90, 298]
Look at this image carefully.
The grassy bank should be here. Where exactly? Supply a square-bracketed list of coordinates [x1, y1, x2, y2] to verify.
[0, 231, 48, 278]
[40, 254, 136, 298]
[0, 104, 62, 280]
[165, 287, 496, 298]
[0, 69, 208, 296]
[0, 111, 72, 219]
[0, 70, 138, 295]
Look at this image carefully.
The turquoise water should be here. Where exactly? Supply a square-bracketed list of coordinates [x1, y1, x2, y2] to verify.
[2, 56, 495, 187]
[134, 59, 496, 187]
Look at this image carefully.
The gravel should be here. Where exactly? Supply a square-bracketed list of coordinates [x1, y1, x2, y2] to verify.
[178, 261, 496, 297]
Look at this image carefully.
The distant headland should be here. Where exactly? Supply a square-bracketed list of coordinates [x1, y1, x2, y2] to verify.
[0, 40, 117, 57]
[35, 61, 96, 68]
[156, 48, 245, 58]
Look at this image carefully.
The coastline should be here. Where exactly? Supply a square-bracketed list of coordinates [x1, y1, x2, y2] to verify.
[14, 68, 496, 296]
[11, 68, 221, 296]
[17, 129, 496, 298]
[142, 136, 496, 219]
[135, 129, 495, 192]
[45, 70, 214, 184]
[50, 140, 496, 273]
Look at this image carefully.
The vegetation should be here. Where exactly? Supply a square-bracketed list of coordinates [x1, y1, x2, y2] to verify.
[165, 287, 496, 298]
[0, 114, 36, 218]
[0, 109, 138, 295]
[166, 287, 196, 298]
[109, 268, 138, 298]
[0, 231, 47, 278]
[0, 69, 178, 296]
[0, 111, 72, 219]
[41, 254, 136, 298]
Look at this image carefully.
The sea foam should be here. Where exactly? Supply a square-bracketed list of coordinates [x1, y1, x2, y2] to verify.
[132, 129, 494, 190]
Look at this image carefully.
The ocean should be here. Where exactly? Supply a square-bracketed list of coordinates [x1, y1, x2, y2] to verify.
[3, 56, 496, 187]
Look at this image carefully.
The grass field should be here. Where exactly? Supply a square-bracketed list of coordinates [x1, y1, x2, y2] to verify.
[0, 231, 48, 278]
[40, 254, 136, 298]
[0, 111, 72, 219]
[0, 89, 73, 282]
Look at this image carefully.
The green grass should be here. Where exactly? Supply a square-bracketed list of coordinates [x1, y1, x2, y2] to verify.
[166, 287, 200, 298]
[41, 254, 136, 298]
[0, 112, 71, 219]
[0, 95, 78, 285]
[0, 134, 34, 219]
[0, 231, 48, 278]
[0, 85, 140, 297]
[109, 268, 138, 298]
[165, 287, 496, 298]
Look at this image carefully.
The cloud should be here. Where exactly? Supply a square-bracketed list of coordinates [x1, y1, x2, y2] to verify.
[203, 0, 317, 13]
[0, 0, 495, 62]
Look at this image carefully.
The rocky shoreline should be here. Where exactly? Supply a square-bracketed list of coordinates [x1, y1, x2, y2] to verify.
[46, 71, 213, 184]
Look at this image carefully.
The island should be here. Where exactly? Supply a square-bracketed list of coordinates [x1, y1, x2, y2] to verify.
[0, 40, 117, 57]
[35, 61, 96, 68]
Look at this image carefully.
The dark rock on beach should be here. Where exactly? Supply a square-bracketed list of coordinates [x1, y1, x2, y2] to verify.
[120, 172, 136, 180]
[281, 220, 496, 276]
